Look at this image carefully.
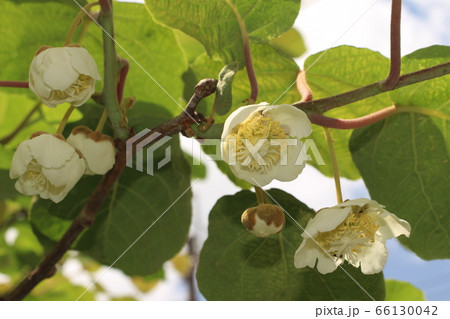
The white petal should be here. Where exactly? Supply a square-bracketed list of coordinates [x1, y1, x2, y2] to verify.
[82, 138, 116, 175]
[294, 238, 340, 274]
[336, 198, 372, 209]
[66, 132, 87, 150]
[221, 103, 269, 141]
[28, 134, 77, 168]
[303, 206, 352, 238]
[275, 140, 306, 182]
[66, 47, 101, 80]
[265, 104, 312, 138]
[9, 141, 33, 178]
[42, 48, 79, 91]
[376, 211, 411, 239]
[72, 84, 96, 106]
[28, 70, 52, 100]
[230, 163, 275, 187]
[359, 240, 388, 274]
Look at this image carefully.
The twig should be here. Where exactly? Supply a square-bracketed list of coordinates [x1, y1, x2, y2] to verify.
[0, 102, 40, 145]
[1, 79, 216, 301]
[0, 81, 29, 88]
[380, 0, 402, 90]
[323, 128, 343, 204]
[293, 61, 450, 113]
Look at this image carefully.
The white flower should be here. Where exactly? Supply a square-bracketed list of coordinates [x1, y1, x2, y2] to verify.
[241, 204, 286, 237]
[67, 126, 116, 175]
[29, 46, 101, 107]
[9, 133, 85, 203]
[221, 103, 312, 187]
[294, 198, 411, 275]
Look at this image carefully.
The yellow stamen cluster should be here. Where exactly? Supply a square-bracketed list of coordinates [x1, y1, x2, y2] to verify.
[316, 210, 379, 261]
[49, 74, 93, 101]
[229, 111, 288, 173]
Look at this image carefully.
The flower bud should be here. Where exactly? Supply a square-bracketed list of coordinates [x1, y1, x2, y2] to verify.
[67, 126, 116, 175]
[29, 46, 101, 107]
[241, 204, 285, 237]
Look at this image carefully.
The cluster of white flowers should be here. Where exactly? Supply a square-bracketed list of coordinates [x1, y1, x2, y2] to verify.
[221, 104, 411, 275]
[9, 45, 116, 203]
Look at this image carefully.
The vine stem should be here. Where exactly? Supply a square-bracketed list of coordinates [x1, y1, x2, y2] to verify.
[0, 81, 29, 88]
[380, 0, 402, 90]
[294, 61, 450, 114]
[309, 105, 450, 129]
[64, 1, 100, 45]
[225, 0, 258, 103]
[254, 186, 266, 205]
[323, 128, 343, 204]
[55, 104, 76, 135]
[0, 102, 41, 145]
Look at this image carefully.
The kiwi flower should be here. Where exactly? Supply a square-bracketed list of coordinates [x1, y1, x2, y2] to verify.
[221, 103, 312, 187]
[294, 199, 411, 275]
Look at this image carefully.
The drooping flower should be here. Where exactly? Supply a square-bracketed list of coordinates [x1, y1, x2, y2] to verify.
[9, 132, 85, 203]
[221, 103, 312, 187]
[241, 204, 286, 237]
[294, 198, 411, 275]
[29, 46, 101, 107]
[67, 126, 116, 175]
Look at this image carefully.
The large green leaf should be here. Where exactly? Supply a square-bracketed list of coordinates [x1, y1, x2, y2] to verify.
[145, 0, 301, 66]
[197, 189, 385, 300]
[389, 45, 450, 148]
[385, 279, 426, 301]
[30, 102, 192, 276]
[349, 114, 450, 260]
[303, 46, 391, 179]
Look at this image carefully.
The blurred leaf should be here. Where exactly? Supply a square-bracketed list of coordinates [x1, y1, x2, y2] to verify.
[197, 189, 385, 300]
[0, 170, 19, 201]
[350, 114, 450, 260]
[174, 30, 206, 63]
[131, 269, 164, 293]
[0, 146, 14, 169]
[146, 0, 301, 66]
[171, 254, 193, 277]
[385, 279, 426, 301]
[270, 28, 306, 58]
[31, 102, 192, 276]
[184, 153, 207, 179]
[24, 273, 94, 301]
[215, 62, 239, 116]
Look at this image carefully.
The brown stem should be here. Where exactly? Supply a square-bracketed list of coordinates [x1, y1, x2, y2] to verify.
[98, 0, 112, 13]
[294, 62, 450, 113]
[309, 106, 397, 129]
[1, 79, 216, 301]
[0, 102, 40, 145]
[0, 81, 29, 88]
[380, 0, 402, 90]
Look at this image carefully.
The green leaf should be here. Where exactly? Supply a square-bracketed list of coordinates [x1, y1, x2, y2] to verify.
[197, 189, 385, 300]
[184, 153, 207, 179]
[389, 45, 450, 148]
[304, 46, 391, 180]
[349, 114, 450, 260]
[215, 62, 239, 116]
[31, 102, 192, 276]
[187, 42, 300, 125]
[146, 0, 301, 66]
[24, 273, 94, 301]
[269, 28, 306, 58]
[385, 279, 426, 301]
[0, 170, 18, 201]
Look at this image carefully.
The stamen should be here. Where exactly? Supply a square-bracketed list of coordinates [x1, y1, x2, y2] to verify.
[49, 74, 93, 101]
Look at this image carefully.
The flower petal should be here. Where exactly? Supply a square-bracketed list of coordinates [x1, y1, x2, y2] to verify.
[221, 103, 268, 141]
[9, 141, 33, 178]
[42, 48, 79, 91]
[359, 240, 388, 274]
[376, 211, 411, 239]
[264, 104, 312, 138]
[303, 206, 352, 238]
[275, 140, 306, 182]
[28, 134, 77, 168]
[66, 47, 101, 80]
